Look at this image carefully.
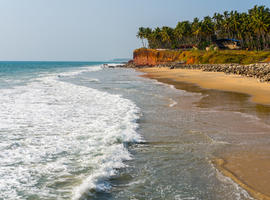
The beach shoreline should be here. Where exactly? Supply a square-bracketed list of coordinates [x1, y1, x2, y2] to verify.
[136, 67, 270, 105]
[135, 66, 270, 200]
[213, 158, 270, 200]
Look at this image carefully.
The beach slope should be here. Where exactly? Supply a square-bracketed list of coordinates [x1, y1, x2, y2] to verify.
[138, 67, 270, 105]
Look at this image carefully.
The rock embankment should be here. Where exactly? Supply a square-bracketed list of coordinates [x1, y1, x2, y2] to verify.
[123, 62, 270, 82]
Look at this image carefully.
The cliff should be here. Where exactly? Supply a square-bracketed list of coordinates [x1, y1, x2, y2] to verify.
[133, 48, 185, 66]
[133, 48, 270, 66]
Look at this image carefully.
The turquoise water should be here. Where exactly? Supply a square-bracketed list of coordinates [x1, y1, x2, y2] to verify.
[0, 61, 103, 74]
[0, 61, 105, 87]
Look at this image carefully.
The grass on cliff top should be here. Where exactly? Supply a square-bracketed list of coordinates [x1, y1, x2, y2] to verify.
[186, 50, 270, 64]
[135, 48, 270, 64]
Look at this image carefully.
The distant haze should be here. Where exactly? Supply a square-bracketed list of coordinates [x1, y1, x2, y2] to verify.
[0, 0, 269, 61]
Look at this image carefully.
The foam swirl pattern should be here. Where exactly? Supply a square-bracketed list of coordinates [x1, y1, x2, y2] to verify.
[0, 66, 141, 199]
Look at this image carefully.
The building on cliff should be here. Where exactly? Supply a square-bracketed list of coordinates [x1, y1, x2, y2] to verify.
[214, 39, 241, 50]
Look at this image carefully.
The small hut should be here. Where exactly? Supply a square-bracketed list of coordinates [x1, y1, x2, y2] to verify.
[214, 39, 241, 50]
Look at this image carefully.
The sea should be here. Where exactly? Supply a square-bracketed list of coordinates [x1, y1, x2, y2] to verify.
[1, 61, 270, 200]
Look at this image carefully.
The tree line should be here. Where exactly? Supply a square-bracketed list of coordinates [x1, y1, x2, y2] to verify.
[137, 5, 270, 50]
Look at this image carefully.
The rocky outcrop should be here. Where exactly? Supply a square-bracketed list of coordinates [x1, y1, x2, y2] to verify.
[133, 48, 184, 66]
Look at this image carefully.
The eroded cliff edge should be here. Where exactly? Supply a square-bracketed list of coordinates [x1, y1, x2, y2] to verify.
[129, 48, 270, 82]
[133, 48, 186, 66]
[133, 48, 270, 66]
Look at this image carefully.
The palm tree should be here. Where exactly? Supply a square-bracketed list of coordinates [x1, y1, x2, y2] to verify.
[137, 5, 270, 50]
[144, 28, 153, 48]
[191, 18, 202, 44]
[213, 13, 224, 38]
[161, 26, 174, 48]
[201, 16, 214, 41]
[238, 13, 250, 48]
[249, 5, 270, 49]
[174, 21, 192, 46]
[137, 27, 146, 47]
[230, 11, 241, 39]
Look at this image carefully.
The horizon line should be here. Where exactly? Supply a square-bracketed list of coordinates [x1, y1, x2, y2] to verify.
[0, 59, 131, 63]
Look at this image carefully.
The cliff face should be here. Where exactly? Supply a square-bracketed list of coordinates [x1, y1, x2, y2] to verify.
[133, 48, 184, 66]
[133, 48, 270, 66]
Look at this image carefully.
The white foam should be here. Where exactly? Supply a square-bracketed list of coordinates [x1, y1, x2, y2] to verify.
[88, 78, 100, 83]
[57, 65, 102, 77]
[233, 111, 261, 121]
[215, 168, 253, 200]
[170, 85, 176, 90]
[0, 69, 142, 199]
[205, 158, 253, 200]
[107, 63, 123, 67]
[169, 98, 178, 107]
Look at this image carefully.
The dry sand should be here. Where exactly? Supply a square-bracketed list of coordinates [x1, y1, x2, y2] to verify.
[138, 67, 270, 105]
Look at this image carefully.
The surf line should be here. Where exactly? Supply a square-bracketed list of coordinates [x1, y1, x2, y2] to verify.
[169, 98, 178, 107]
[213, 158, 270, 200]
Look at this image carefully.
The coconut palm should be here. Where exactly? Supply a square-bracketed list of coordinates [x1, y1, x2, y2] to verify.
[137, 27, 146, 47]
[249, 5, 270, 49]
[137, 5, 270, 50]
[191, 17, 202, 43]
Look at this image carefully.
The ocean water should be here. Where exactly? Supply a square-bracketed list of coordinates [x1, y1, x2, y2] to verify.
[1, 62, 270, 200]
[0, 62, 142, 199]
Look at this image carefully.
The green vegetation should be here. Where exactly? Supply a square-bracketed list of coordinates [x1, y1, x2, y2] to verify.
[137, 5, 270, 50]
[184, 50, 270, 64]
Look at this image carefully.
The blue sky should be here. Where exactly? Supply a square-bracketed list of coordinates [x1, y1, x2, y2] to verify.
[0, 0, 269, 61]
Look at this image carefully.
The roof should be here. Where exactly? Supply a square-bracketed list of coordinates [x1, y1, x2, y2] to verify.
[215, 39, 240, 42]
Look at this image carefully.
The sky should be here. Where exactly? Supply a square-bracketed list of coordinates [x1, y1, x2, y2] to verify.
[0, 0, 270, 61]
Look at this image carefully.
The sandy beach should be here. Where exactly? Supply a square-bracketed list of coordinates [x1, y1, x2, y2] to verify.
[138, 67, 270, 105]
[137, 67, 270, 200]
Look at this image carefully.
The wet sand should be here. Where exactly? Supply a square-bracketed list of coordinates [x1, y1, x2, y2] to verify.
[214, 152, 270, 200]
[137, 67, 270, 200]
